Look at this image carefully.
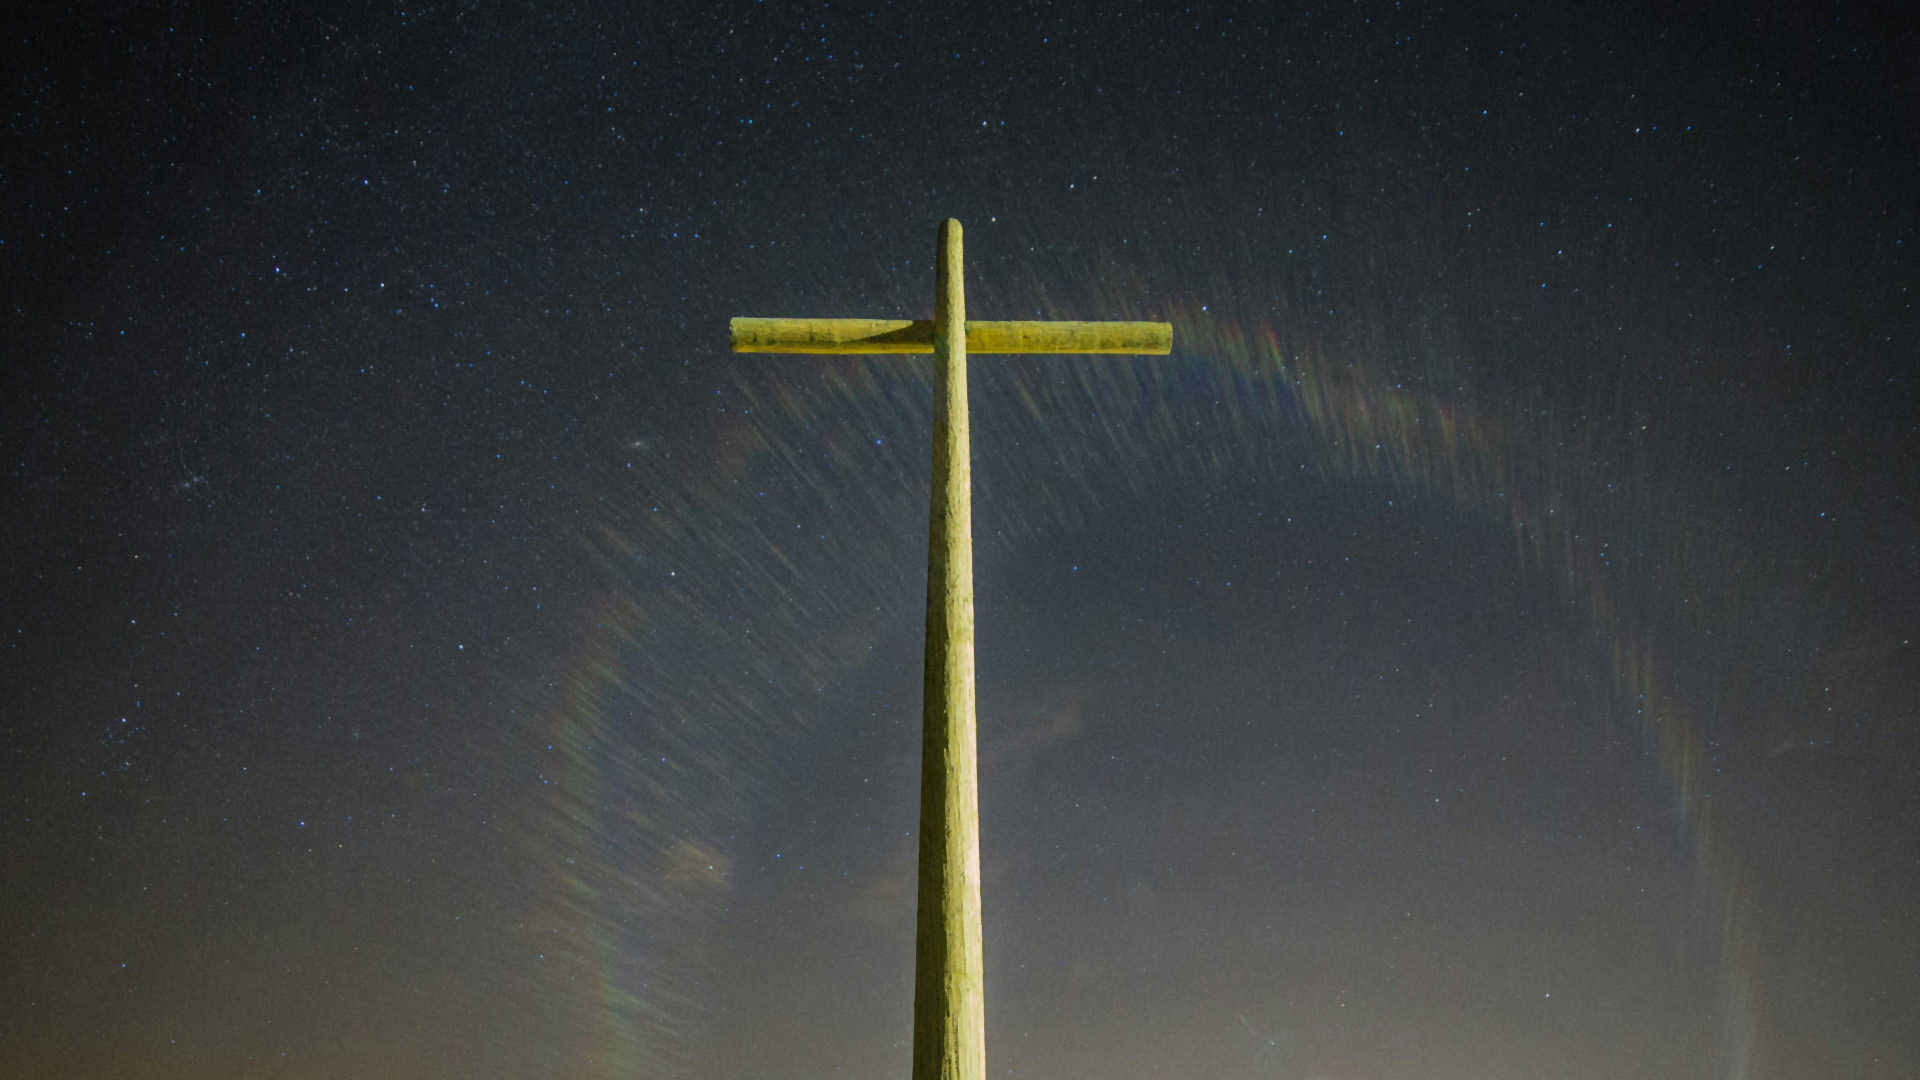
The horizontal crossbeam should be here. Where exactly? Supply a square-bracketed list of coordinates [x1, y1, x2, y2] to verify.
[730, 317, 1171, 355]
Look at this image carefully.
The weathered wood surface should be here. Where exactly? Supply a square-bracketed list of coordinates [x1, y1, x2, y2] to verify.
[728, 219, 1171, 1080]
[730, 316, 1171, 354]
[911, 219, 986, 1080]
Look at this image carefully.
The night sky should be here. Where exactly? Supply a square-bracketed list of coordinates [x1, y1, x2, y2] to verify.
[5, 3, 1917, 1078]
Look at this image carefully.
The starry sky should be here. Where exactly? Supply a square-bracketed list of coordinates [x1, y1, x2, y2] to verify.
[5, 3, 1917, 1078]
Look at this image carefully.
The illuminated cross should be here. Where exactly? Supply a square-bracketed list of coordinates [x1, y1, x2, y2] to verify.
[731, 219, 1170, 1080]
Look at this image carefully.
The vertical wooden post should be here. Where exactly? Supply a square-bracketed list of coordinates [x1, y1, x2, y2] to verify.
[731, 218, 1169, 1079]
[912, 218, 985, 1080]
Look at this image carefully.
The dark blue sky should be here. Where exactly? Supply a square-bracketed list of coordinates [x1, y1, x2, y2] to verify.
[5, 3, 1916, 1077]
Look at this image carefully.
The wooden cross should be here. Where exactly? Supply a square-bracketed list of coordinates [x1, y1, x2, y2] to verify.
[731, 219, 1171, 1080]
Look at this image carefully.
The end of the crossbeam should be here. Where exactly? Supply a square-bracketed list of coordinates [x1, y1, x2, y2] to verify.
[731, 317, 934, 353]
[966, 321, 1172, 354]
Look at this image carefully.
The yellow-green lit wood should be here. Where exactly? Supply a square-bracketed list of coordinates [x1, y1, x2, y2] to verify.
[966, 320, 1170, 354]
[911, 218, 985, 1080]
[731, 318, 932, 352]
[726, 219, 1170, 1080]
[730, 317, 1171, 354]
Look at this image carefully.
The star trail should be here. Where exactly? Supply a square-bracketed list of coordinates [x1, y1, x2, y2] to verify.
[5, 4, 1916, 1078]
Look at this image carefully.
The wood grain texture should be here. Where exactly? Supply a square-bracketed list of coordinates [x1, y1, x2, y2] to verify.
[911, 219, 986, 1080]
[728, 221, 1171, 1080]
[730, 317, 1171, 354]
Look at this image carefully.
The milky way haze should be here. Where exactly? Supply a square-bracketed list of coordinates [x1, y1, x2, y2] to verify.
[5, 4, 1916, 1078]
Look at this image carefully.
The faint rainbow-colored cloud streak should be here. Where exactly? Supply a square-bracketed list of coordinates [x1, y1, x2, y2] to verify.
[516, 290, 1763, 1076]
